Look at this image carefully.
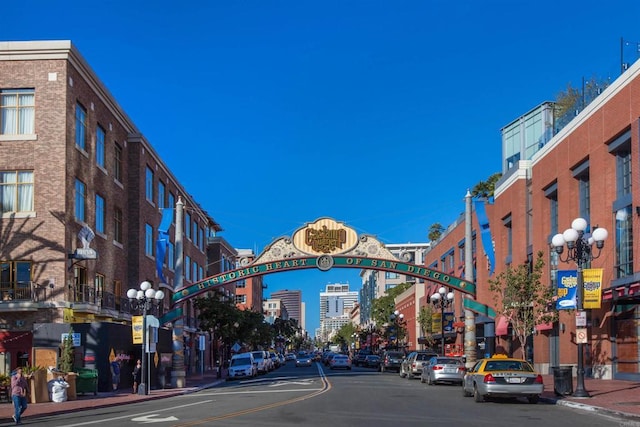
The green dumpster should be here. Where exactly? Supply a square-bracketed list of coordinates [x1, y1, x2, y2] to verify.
[75, 368, 98, 396]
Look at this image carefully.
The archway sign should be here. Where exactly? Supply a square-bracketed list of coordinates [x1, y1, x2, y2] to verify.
[172, 217, 475, 305]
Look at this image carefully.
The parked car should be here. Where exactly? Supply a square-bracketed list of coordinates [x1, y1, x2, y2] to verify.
[285, 353, 296, 361]
[296, 354, 314, 367]
[227, 353, 257, 380]
[420, 356, 465, 385]
[251, 350, 269, 374]
[400, 351, 438, 379]
[329, 354, 352, 370]
[462, 354, 543, 403]
[363, 354, 381, 369]
[379, 351, 404, 372]
[353, 349, 372, 367]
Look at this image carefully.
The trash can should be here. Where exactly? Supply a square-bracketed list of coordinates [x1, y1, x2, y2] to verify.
[552, 366, 573, 396]
[75, 368, 98, 396]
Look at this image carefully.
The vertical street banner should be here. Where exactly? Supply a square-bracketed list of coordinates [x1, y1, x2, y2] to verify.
[556, 270, 578, 310]
[432, 312, 442, 332]
[583, 268, 603, 309]
[132, 315, 143, 344]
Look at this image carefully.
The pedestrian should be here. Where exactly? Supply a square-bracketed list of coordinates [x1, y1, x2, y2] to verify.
[110, 359, 121, 391]
[132, 359, 142, 394]
[11, 367, 31, 425]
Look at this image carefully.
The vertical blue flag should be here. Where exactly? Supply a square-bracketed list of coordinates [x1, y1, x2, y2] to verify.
[156, 208, 173, 284]
[474, 198, 495, 276]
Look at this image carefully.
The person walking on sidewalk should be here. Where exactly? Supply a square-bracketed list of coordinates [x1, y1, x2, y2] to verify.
[11, 367, 31, 425]
[132, 360, 142, 394]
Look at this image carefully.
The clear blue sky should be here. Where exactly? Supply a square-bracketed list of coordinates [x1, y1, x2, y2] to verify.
[4, 1, 640, 334]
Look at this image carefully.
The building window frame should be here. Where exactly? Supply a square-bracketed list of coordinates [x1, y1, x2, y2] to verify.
[145, 166, 154, 203]
[95, 193, 105, 234]
[75, 178, 86, 222]
[145, 223, 154, 257]
[96, 125, 106, 169]
[1, 88, 35, 135]
[114, 143, 123, 182]
[75, 102, 87, 151]
[114, 207, 123, 244]
[0, 170, 34, 215]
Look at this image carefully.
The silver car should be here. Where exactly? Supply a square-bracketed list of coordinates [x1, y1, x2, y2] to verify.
[420, 356, 465, 385]
[462, 356, 544, 403]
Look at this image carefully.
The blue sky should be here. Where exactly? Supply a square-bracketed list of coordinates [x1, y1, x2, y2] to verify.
[4, 1, 640, 334]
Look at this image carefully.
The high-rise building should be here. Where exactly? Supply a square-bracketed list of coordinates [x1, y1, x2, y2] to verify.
[271, 289, 302, 328]
[319, 283, 358, 342]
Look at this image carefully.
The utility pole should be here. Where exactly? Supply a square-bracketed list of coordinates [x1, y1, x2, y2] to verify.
[171, 197, 186, 388]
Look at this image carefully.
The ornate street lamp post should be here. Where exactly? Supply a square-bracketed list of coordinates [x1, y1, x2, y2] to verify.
[431, 287, 454, 356]
[551, 217, 607, 398]
[389, 310, 405, 350]
[127, 281, 164, 395]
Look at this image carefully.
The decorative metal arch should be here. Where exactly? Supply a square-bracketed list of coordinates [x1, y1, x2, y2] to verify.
[171, 218, 475, 306]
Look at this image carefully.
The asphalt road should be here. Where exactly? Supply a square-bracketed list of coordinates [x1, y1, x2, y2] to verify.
[23, 361, 628, 427]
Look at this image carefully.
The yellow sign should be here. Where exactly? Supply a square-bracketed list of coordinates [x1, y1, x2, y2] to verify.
[292, 218, 358, 255]
[132, 316, 143, 344]
[432, 312, 442, 332]
[583, 268, 603, 309]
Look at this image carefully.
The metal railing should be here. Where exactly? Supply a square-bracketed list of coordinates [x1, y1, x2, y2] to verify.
[0, 282, 33, 301]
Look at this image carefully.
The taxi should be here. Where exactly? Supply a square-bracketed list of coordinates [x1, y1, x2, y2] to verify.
[462, 354, 543, 403]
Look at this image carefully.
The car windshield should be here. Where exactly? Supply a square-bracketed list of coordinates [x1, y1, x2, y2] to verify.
[416, 353, 432, 361]
[251, 352, 264, 360]
[231, 358, 251, 366]
[386, 352, 403, 358]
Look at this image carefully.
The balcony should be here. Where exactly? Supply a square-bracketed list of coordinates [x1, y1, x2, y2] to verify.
[69, 283, 99, 314]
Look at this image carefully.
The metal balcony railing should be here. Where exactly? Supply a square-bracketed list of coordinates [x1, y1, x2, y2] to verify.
[0, 282, 33, 301]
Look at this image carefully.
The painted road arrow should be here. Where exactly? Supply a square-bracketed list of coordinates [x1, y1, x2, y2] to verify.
[131, 414, 179, 423]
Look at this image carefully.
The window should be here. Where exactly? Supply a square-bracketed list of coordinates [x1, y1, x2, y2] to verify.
[199, 227, 204, 250]
[168, 241, 175, 270]
[235, 294, 247, 304]
[185, 213, 191, 239]
[193, 221, 198, 246]
[114, 143, 123, 182]
[385, 272, 400, 279]
[168, 192, 175, 213]
[0, 261, 32, 300]
[1, 89, 35, 135]
[503, 214, 512, 265]
[185, 256, 191, 280]
[545, 182, 558, 237]
[145, 223, 154, 256]
[75, 103, 87, 151]
[145, 166, 154, 202]
[95, 273, 105, 299]
[615, 207, 633, 278]
[114, 207, 123, 243]
[193, 261, 198, 282]
[0, 170, 34, 214]
[95, 194, 105, 234]
[158, 181, 166, 209]
[75, 178, 86, 222]
[96, 125, 105, 168]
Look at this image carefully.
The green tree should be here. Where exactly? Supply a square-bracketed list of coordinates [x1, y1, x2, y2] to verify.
[488, 251, 557, 359]
[471, 172, 502, 198]
[335, 323, 358, 350]
[59, 328, 75, 373]
[370, 282, 412, 328]
[417, 305, 435, 348]
[428, 223, 445, 242]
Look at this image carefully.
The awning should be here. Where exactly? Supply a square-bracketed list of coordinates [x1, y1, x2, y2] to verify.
[535, 322, 553, 331]
[495, 316, 509, 336]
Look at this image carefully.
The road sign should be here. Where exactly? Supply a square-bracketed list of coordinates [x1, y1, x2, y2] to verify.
[576, 311, 587, 327]
[576, 328, 588, 344]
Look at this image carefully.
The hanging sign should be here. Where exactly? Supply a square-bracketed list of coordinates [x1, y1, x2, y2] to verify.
[583, 268, 603, 309]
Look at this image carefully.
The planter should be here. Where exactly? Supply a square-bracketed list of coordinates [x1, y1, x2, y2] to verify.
[29, 369, 49, 403]
[66, 372, 77, 401]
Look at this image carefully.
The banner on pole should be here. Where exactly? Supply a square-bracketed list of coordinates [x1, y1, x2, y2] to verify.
[132, 316, 143, 344]
[583, 268, 603, 309]
[556, 270, 577, 310]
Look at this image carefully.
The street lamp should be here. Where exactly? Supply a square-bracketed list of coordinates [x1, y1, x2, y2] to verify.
[431, 287, 455, 356]
[127, 281, 164, 395]
[551, 217, 607, 398]
[389, 310, 405, 350]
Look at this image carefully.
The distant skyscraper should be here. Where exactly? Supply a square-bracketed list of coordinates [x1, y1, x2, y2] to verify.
[319, 283, 358, 341]
[271, 289, 302, 328]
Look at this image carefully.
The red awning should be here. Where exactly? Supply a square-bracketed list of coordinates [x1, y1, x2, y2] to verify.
[495, 316, 509, 336]
[535, 322, 553, 331]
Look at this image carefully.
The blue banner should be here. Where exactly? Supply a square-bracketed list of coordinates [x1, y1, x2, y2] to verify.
[556, 270, 577, 310]
[156, 208, 174, 285]
[474, 198, 495, 276]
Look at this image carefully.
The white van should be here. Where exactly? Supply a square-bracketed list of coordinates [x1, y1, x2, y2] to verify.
[251, 350, 268, 374]
[228, 352, 257, 380]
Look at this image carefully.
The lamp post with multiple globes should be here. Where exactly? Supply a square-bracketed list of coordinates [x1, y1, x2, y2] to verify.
[551, 217, 607, 398]
[431, 287, 455, 356]
[389, 310, 405, 350]
[127, 281, 164, 395]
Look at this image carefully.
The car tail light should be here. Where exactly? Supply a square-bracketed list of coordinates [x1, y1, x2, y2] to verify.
[483, 374, 496, 383]
[457, 367, 466, 372]
[432, 365, 443, 371]
[534, 375, 543, 384]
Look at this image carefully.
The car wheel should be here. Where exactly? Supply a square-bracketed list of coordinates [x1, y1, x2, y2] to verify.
[473, 385, 484, 403]
[528, 395, 540, 404]
[462, 384, 472, 397]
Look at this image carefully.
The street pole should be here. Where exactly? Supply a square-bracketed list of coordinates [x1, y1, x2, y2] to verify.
[141, 307, 147, 395]
[171, 197, 186, 388]
[575, 263, 588, 397]
[440, 303, 445, 357]
[464, 190, 476, 369]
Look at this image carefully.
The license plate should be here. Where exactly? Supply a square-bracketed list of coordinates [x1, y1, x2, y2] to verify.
[444, 369, 455, 373]
[507, 377, 523, 383]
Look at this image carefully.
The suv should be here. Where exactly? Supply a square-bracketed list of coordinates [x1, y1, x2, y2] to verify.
[379, 351, 404, 372]
[400, 351, 438, 379]
[353, 349, 372, 367]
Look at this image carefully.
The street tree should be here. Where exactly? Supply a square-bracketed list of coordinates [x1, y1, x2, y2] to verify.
[471, 172, 502, 198]
[417, 304, 436, 348]
[488, 251, 557, 359]
[370, 282, 412, 343]
[428, 223, 445, 242]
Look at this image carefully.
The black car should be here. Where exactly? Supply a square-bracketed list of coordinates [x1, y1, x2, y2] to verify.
[353, 349, 372, 367]
[379, 351, 404, 372]
[363, 354, 381, 369]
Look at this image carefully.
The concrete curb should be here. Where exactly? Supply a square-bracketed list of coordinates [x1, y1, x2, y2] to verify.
[541, 397, 640, 423]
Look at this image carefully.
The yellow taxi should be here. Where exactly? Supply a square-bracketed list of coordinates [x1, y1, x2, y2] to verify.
[462, 354, 543, 404]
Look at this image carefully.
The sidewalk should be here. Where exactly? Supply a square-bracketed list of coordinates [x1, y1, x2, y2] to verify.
[2, 371, 640, 423]
[0, 370, 226, 422]
[539, 374, 640, 422]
